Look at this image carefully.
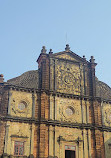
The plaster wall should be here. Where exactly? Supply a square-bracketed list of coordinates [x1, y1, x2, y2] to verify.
[50, 95, 90, 124]
[49, 126, 92, 158]
[104, 131, 111, 158]
[4, 121, 34, 156]
[102, 102, 111, 127]
[9, 90, 34, 118]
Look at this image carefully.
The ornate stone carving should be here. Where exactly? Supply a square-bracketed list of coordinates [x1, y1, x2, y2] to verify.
[57, 98, 81, 123]
[58, 128, 82, 144]
[56, 61, 81, 94]
[10, 92, 31, 117]
[105, 109, 111, 125]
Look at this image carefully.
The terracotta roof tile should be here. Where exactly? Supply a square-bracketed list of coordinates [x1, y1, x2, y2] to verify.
[7, 70, 39, 89]
[96, 78, 111, 100]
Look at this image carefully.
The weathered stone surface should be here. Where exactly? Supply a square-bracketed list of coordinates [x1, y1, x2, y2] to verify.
[1, 47, 111, 158]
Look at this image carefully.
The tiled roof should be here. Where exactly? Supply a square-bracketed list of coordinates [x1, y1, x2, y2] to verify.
[7, 70, 39, 89]
[96, 78, 111, 100]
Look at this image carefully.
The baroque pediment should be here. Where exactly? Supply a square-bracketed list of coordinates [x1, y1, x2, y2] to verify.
[52, 51, 87, 63]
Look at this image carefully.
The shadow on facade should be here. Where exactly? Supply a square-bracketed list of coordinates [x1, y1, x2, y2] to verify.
[90, 137, 111, 158]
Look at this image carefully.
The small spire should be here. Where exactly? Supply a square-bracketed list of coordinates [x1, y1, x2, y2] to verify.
[65, 44, 70, 51]
[0, 74, 4, 83]
[90, 56, 95, 63]
[49, 49, 53, 54]
[41, 46, 47, 54]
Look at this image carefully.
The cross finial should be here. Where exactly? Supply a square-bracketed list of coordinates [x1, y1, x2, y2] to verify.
[65, 44, 70, 51]
[41, 46, 47, 54]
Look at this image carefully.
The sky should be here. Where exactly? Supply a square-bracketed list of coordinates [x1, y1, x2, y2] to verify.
[0, 0, 111, 87]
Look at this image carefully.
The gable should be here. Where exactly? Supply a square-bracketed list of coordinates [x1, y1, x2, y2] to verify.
[52, 51, 87, 63]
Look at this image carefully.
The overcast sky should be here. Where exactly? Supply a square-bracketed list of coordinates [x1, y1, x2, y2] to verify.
[0, 0, 111, 87]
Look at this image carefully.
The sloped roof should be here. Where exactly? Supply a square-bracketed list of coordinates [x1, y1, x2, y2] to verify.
[96, 78, 111, 100]
[7, 70, 39, 89]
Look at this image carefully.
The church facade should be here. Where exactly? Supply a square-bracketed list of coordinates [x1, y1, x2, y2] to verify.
[0, 45, 111, 158]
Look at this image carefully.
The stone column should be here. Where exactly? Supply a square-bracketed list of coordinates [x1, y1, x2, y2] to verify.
[32, 91, 35, 118]
[8, 88, 12, 115]
[4, 123, 10, 154]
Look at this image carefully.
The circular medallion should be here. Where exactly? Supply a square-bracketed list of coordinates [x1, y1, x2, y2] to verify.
[65, 107, 74, 116]
[18, 102, 27, 111]
[64, 72, 73, 85]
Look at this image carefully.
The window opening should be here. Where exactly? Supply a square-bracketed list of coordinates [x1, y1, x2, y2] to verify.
[65, 150, 75, 158]
[14, 141, 24, 156]
[65, 145, 76, 158]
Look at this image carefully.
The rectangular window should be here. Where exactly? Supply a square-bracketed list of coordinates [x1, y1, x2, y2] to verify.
[14, 141, 24, 156]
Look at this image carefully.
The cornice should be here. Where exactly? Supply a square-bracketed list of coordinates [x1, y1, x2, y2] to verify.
[50, 50, 89, 64]
[49, 57, 83, 65]
[1, 83, 111, 103]
[1, 84, 39, 93]
[1, 116, 111, 132]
